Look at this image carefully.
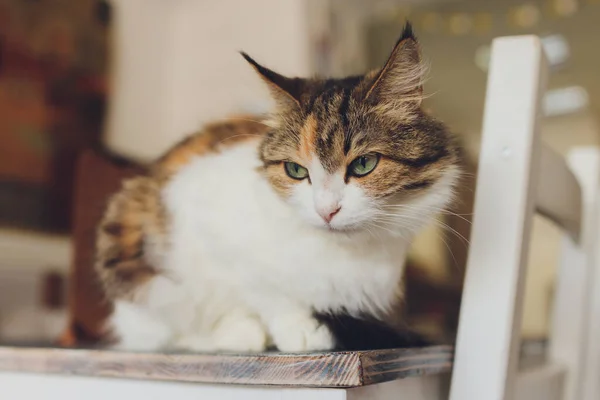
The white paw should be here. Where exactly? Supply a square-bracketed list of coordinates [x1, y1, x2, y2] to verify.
[109, 301, 172, 352]
[213, 315, 267, 353]
[172, 314, 267, 354]
[270, 314, 335, 353]
[172, 334, 214, 352]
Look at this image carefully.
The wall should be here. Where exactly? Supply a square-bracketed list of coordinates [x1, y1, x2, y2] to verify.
[104, 0, 314, 161]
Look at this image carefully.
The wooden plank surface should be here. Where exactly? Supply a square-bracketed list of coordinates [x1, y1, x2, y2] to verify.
[0, 345, 453, 388]
[360, 346, 453, 385]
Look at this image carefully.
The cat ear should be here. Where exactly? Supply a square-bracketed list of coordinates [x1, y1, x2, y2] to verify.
[365, 22, 425, 114]
[241, 52, 304, 111]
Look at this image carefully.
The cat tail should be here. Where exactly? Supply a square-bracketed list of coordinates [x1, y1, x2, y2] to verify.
[95, 176, 166, 302]
[314, 311, 434, 351]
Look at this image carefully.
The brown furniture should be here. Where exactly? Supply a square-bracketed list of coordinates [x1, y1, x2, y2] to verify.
[60, 150, 143, 346]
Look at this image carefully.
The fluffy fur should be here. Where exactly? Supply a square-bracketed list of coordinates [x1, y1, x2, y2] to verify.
[95, 23, 461, 353]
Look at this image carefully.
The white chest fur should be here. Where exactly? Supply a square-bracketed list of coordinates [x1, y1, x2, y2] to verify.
[111, 141, 412, 353]
[162, 141, 407, 316]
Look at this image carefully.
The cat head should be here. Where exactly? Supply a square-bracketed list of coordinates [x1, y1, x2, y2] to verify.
[243, 23, 460, 235]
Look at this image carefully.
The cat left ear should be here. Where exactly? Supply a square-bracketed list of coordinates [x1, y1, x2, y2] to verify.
[241, 52, 304, 111]
[365, 22, 425, 113]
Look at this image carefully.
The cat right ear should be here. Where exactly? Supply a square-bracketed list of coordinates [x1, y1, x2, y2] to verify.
[241, 52, 304, 111]
[364, 22, 426, 117]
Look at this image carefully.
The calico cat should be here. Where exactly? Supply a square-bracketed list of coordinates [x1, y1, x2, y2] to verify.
[95, 23, 460, 353]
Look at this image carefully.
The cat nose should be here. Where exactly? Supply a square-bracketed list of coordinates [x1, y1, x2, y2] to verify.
[319, 206, 341, 223]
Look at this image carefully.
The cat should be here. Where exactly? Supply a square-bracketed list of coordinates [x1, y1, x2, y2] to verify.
[95, 22, 460, 353]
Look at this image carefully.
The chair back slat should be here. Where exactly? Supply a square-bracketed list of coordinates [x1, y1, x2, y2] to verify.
[449, 36, 549, 400]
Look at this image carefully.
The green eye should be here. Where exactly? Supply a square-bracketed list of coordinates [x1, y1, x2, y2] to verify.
[349, 154, 379, 177]
[284, 162, 309, 180]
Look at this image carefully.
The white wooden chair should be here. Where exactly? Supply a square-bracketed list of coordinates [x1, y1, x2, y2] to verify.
[449, 35, 600, 400]
[0, 34, 598, 400]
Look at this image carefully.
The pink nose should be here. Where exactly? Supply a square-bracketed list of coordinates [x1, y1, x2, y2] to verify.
[320, 206, 341, 223]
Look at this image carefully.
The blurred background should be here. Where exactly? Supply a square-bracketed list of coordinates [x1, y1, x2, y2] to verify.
[0, 0, 597, 352]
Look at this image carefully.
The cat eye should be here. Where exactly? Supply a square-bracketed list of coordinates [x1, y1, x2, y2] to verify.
[284, 162, 309, 180]
[349, 154, 380, 177]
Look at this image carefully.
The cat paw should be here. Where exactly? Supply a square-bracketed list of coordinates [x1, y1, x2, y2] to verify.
[270, 314, 335, 353]
[172, 334, 214, 352]
[172, 314, 267, 353]
[212, 312, 268, 353]
[109, 301, 172, 352]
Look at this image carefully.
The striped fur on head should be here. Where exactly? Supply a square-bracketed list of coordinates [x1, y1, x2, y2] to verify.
[242, 22, 459, 231]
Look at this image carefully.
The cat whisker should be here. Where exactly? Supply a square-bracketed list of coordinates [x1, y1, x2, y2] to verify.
[370, 216, 421, 237]
[372, 210, 470, 247]
[380, 204, 472, 224]
[367, 216, 412, 238]
[429, 220, 471, 246]
[364, 222, 386, 241]
[370, 221, 403, 237]
[370, 214, 462, 270]
[432, 229, 462, 272]
[398, 215, 466, 269]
